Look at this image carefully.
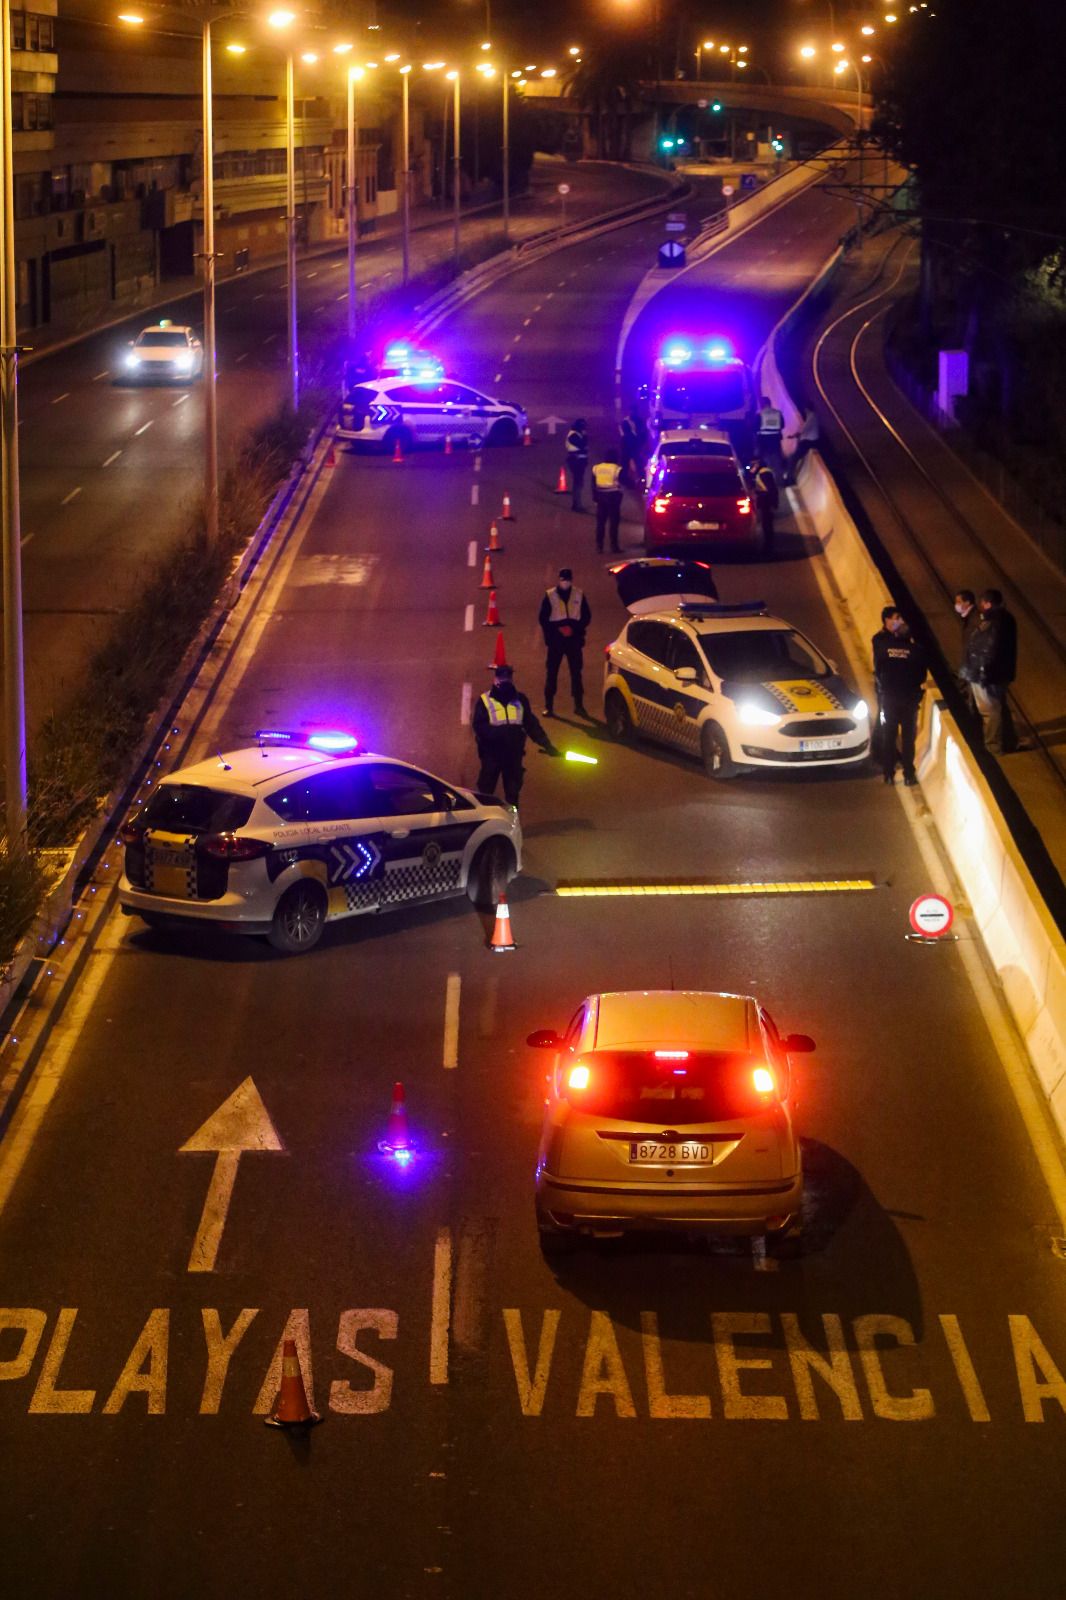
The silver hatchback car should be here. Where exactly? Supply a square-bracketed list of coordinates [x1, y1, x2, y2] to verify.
[529, 990, 813, 1251]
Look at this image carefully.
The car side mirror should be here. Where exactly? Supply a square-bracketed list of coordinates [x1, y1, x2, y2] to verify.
[784, 1033, 816, 1054]
[674, 666, 697, 683]
[527, 1029, 562, 1049]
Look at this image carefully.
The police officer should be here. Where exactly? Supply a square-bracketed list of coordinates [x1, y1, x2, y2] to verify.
[785, 404, 820, 484]
[747, 457, 779, 552]
[756, 394, 785, 474]
[962, 588, 1017, 754]
[872, 606, 927, 786]
[565, 418, 589, 512]
[472, 664, 558, 808]
[539, 567, 591, 718]
[591, 449, 624, 553]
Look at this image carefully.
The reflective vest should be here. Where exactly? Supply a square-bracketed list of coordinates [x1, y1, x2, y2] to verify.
[592, 461, 622, 491]
[480, 691, 524, 728]
[565, 430, 588, 458]
[545, 586, 586, 624]
[757, 405, 784, 435]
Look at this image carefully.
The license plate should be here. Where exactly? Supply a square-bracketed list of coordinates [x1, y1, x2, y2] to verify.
[799, 737, 845, 752]
[629, 1141, 713, 1164]
[150, 848, 190, 869]
[686, 521, 721, 531]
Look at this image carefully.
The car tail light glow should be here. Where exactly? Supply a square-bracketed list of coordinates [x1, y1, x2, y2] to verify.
[568, 1064, 591, 1091]
[753, 1066, 775, 1095]
[197, 833, 271, 861]
[653, 497, 670, 513]
[736, 496, 752, 515]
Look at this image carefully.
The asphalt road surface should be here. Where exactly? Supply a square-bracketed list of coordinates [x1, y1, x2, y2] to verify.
[3, 169, 1066, 1600]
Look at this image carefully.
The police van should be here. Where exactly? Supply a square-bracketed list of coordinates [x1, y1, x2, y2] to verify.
[645, 339, 756, 445]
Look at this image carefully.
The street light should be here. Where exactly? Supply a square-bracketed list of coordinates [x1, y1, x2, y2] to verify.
[446, 69, 461, 265]
[267, 8, 300, 408]
[1, 0, 27, 840]
[399, 64, 412, 285]
[346, 65, 364, 343]
[696, 39, 714, 79]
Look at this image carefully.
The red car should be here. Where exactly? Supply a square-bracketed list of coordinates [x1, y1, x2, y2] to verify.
[644, 455, 760, 555]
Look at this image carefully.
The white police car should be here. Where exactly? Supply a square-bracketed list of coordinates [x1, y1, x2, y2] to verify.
[120, 321, 204, 383]
[603, 597, 870, 778]
[337, 373, 527, 452]
[119, 731, 522, 953]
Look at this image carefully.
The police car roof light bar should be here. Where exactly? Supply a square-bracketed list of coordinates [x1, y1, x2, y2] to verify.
[255, 728, 360, 754]
[678, 600, 768, 616]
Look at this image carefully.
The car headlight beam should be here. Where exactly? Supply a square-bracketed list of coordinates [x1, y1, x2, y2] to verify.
[851, 699, 869, 720]
[737, 702, 780, 728]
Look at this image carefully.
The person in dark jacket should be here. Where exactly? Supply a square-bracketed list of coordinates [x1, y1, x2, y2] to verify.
[953, 589, 979, 710]
[961, 588, 1017, 754]
[538, 567, 591, 718]
[619, 414, 640, 487]
[472, 664, 558, 807]
[565, 419, 589, 512]
[748, 457, 779, 551]
[872, 606, 927, 785]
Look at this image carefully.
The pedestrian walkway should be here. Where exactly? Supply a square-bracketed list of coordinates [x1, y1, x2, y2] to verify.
[806, 229, 1066, 883]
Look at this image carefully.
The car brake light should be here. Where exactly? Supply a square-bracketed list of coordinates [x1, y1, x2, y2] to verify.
[120, 820, 145, 845]
[753, 1066, 775, 1095]
[654, 1050, 689, 1060]
[653, 497, 670, 513]
[196, 833, 271, 861]
[736, 496, 752, 514]
[568, 1064, 590, 1091]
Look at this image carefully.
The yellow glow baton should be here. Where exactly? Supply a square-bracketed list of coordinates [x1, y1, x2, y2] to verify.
[564, 750, 598, 765]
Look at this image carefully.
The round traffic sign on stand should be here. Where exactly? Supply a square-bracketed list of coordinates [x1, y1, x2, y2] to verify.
[721, 182, 735, 198]
[907, 894, 956, 942]
[557, 183, 571, 196]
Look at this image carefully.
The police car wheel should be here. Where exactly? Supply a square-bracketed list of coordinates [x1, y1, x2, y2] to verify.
[701, 722, 737, 780]
[268, 882, 328, 954]
[467, 838, 515, 909]
[604, 691, 634, 742]
[487, 417, 519, 447]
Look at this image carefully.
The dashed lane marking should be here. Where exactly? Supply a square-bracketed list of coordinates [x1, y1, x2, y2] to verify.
[21, 532, 35, 547]
[134, 420, 153, 436]
[467, 540, 477, 567]
[235, 353, 248, 364]
[464, 604, 474, 632]
[503, 353, 511, 363]
[172, 394, 189, 407]
[443, 974, 461, 1069]
[102, 451, 122, 468]
[493, 373, 502, 384]
[60, 487, 81, 506]
[523, 317, 532, 326]
[471, 483, 479, 506]
[430, 1228, 452, 1385]
[51, 393, 69, 405]
[263, 334, 277, 345]
[92, 370, 110, 382]
[512, 333, 522, 343]
[337, 293, 348, 302]
[460, 682, 472, 725]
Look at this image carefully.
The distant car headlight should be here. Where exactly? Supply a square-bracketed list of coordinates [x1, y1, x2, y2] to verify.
[851, 698, 869, 720]
[126, 353, 142, 369]
[176, 353, 194, 372]
[737, 702, 780, 727]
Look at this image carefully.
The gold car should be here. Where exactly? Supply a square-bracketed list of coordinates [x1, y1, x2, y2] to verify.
[529, 989, 812, 1252]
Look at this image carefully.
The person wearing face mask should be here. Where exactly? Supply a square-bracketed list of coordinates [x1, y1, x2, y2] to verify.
[962, 588, 1017, 754]
[872, 606, 927, 786]
[538, 567, 592, 719]
[472, 664, 559, 809]
[953, 589, 979, 710]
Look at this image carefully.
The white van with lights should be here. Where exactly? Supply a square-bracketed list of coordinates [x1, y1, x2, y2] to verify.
[646, 340, 755, 444]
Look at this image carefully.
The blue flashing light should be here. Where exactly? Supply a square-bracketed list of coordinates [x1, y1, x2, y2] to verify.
[306, 730, 359, 753]
[256, 728, 296, 744]
[706, 341, 731, 362]
[662, 342, 694, 367]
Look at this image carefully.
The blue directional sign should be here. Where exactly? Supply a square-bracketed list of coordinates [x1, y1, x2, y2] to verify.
[658, 240, 686, 269]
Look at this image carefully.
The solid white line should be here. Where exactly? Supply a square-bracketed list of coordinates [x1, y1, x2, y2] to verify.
[172, 394, 189, 407]
[92, 370, 110, 382]
[51, 393, 69, 405]
[60, 487, 81, 506]
[102, 450, 122, 468]
[429, 1227, 452, 1384]
[460, 681, 473, 725]
[464, 603, 474, 632]
[467, 539, 478, 567]
[443, 973, 461, 1069]
[134, 420, 153, 436]
[471, 483, 479, 506]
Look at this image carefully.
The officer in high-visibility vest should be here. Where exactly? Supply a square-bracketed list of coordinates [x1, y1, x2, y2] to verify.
[756, 394, 785, 473]
[538, 567, 592, 718]
[591, 449, 624, 553]
[471, 664, 559, 807]
[747, 456, 779, 552]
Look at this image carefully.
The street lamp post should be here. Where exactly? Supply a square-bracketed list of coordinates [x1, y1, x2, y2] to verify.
[448, 70, 461, 265]
[285, 51, 298, 406]
[346, 66, 360, 343]
[501, 68, 509, 241]
[201, 15, 219, 544]
[0, 0, 27, 843]
[400, 64, 411, 285]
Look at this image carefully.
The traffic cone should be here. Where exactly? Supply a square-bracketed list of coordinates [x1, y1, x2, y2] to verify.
[264, 1338, 321, 1428]
[554, 465, 568, 494]
[392, 436, 405, 463]
[479, 551, 496, 589]
[444, 433, 453, 455]
[500, 492, 516, 521]
[325, 443, 337, 468]
[482, 589, 502, 627]
[386, 1081, 410, 1151]
[523, 425, 532, 446]
[488, 628, 509, 670]
[490, 900, 516, 952]
[486, 519, 504, 553]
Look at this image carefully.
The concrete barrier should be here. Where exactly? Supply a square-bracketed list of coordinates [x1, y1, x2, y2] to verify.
[759, 301, 1066, 1146]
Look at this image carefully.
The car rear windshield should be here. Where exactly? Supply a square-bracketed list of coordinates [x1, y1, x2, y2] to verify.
[141, 784, 254, 835]
[700, 629, 830, 681]
[662, 465, 744, 497]
[659, 439, 733, 457]
[661, 371, 747, 414]
[571, 1050, 770, 1123]
[136, 331, 188, 348]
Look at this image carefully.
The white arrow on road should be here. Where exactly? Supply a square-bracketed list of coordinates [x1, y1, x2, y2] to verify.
[536, 414, 569, 436]
[180, 1078, 283, 1273]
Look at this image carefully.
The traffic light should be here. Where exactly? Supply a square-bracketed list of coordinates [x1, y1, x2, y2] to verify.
[711, 100, 723, 113]
[659, 136, 675, 150]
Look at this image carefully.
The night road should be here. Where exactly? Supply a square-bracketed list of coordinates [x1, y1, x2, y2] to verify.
[3, 163, 1066, 1600]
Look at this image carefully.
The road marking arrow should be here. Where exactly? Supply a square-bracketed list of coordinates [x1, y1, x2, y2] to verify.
[180, 1078, 283, 1273]
[536, 414, 568, 436]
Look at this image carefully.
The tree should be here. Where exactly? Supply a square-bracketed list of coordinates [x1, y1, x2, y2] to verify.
[565, 34, 654, 160]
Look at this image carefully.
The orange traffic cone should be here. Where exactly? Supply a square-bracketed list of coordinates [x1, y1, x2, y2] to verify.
[264, 1338, 321, 1428]
[325, 443, 337, 468]
[392, 436, 405, 463]
[488, 628, 509, 670]
[444, 434, 453, 455]
[377, 1082, 415, 1161]
[479, 552, 496, 589]
[486, 519, 504, 553]
[490, 900, 516, 952]
[500, 492, 516, 521]
[523, 425, 532, 446]
[482, 589, 502, 627]
[554, 465, 568, 494]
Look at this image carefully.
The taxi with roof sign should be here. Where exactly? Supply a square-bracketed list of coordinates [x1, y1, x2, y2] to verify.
[119, 319, 203, 383]
[603, 583, 870, 778]
[119, 729, 521, 953]
[528, 988, 813, 1251]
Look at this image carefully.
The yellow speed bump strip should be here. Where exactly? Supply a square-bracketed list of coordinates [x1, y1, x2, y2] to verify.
[555, 879, 877, 898]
